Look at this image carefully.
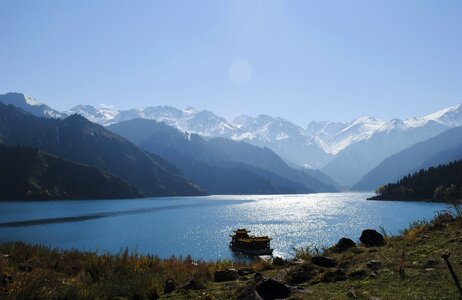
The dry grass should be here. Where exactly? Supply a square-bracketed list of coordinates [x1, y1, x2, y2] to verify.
[0, 243, 250, 299]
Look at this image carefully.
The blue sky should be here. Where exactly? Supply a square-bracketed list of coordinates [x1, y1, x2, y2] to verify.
[1, 0, 461, 125]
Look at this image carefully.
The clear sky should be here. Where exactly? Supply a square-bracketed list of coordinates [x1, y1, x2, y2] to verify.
[1, 0, 461, 125]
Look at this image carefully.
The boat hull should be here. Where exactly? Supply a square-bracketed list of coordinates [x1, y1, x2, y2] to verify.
[229, 244, 273, 256]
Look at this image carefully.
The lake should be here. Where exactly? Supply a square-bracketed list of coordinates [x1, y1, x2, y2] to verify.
[0, 192, 452, 261]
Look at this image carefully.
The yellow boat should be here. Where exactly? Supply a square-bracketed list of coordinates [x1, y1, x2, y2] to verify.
[229, 228, 273, 256]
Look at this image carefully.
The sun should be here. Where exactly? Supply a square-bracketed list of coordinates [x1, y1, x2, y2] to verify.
[228, 59, 253, 86]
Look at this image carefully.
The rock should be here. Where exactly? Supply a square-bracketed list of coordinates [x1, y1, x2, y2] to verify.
[238, 267, 255, 276]
[423, 259, 439, 269]
[333, 238, 356, 253]
[272, 256, 286, 266]
[360, 229, 385, 247]
[366, 260, 381, 270]
[254, 272, 265, 282]
[214, 269, 239, 282]
[347, 288, 358, 298]
[163, 278, 176, 294]
[181, 279, 205, 290]
[348, 269, 367, 280]
[321, 268, 347, 282]
[285, 266, 315, 284]
[237, 285, 263, 300]
[255, 278, 291, 300]
[311, 256, 336, 268]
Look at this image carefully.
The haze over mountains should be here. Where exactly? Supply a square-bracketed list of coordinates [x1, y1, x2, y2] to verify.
[2, 92, 462, 195]
[108, 119, 337, 194]
[67, 94, 462, 187]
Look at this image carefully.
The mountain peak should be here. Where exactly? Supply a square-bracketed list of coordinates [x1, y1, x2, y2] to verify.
[404, 103, 462, 128]
[0, 92, 64, 119]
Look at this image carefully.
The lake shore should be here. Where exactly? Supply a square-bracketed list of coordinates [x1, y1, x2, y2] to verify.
[1, 209, 461, 299]
[367, 194, 462, 203]
[1, 193, 450, 261]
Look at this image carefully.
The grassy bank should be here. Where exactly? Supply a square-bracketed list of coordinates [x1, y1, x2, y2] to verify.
[1, 208, 462, 299]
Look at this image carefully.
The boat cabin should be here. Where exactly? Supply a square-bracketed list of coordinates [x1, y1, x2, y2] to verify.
[229, 228, 273, 256]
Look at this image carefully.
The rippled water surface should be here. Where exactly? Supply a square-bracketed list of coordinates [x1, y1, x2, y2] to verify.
[0, 193, 451, 260]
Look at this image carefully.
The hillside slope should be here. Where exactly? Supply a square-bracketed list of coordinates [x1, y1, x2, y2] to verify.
[370, 159, 462, 202]
[108, 119, 312, 194]
[0, 144, 140, 200]
[353, 126, 462, 191]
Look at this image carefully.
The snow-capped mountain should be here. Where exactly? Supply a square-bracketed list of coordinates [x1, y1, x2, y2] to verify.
[0, 92, 66, 119]
[68, 104, 237, 137]
[403, 104, 462, 128]
[68, 104, 119, 124]
[66, 104, 332, 168]
[307, 118, 386, 155]
[309, 104, 462, 155]
[3, 92, 462, 187]
[231, 114, 333, 168]
[315, 105, 462, 186]
[65, 101, 462, 178]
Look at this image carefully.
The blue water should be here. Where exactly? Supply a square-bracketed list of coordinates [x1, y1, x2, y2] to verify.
[0, 193, 452, 260]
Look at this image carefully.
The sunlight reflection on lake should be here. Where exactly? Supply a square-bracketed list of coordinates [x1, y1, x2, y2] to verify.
[0, 192, 451, 260]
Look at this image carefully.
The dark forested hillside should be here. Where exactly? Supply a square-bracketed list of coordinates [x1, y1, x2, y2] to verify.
[0, 102, 205, 197]
[0, 144, 141, 200]
[370, 160, 462, 202]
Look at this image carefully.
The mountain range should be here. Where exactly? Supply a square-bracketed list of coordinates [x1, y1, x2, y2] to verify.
[108, 119, 337, 194]
[65, 95, 462, 187]
[2, 92, 462, 192]
[0, 101, 205, 197]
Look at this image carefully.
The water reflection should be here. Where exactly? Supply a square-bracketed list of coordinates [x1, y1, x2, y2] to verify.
[0, 193, 451, 260]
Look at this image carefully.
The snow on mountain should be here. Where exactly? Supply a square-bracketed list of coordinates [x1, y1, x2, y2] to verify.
[307, 118, 386, 154]
[318, 108, 462, 186]
[68, 104, 119, 124]
[306, 105, 462, 155]
[64, 101, 462, 173]
[4, 92, 462, 183]
[231, 114, 333, 168]
[0, 93, 66, 119]
[404, 104, 462, 128]
[68, 104, 237, 137]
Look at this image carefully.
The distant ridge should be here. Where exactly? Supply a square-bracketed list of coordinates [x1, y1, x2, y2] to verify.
[353, 126, 462, 191]
[3, 92, 462, 188]
[108, 118, 317, 195]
